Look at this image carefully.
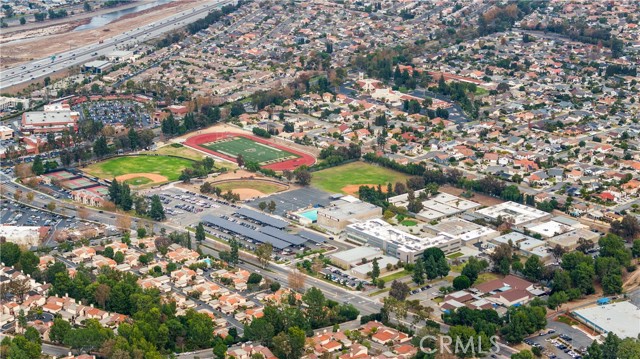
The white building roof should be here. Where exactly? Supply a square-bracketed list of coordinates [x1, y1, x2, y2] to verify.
[348, 219, 456, 253]
[573, 302, 640, 339]
[476, 201, 549, 225]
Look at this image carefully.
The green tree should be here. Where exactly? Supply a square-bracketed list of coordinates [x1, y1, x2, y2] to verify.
[18, 251, 38, 276]
[303, 287, 328, 328]
[389, 280, 410, 300]
[24, 326, 41, 344]
[32, 155, 45, 175]
[114, 251, 125, 264]
[610, 215, 640, 241]
[228, 238, 239, 266]
[598, 233, 632, 267]
[93, 136, 109, 158]
[0, 242, 21, 266]
[453, 275, 471, 290]
[501, 185, 521, 202]
[512, 350, 535, 359]
[523, 256, 543, 281]
[149, 195, 166, 221]
[275, 326, 306, 359]
[571, 262, 596, 295]
[425, 255, 438, 280]
[461, 257, 488, 284]
[108, 178, 121, 205]
[213, 341, 227, 359]
[547, 291, 569, 310]
[244, 317, 275, 346]
[412, 259, 425, 284]
[632, 239, 640, 258]
[268, 200, 276, 213]
[437, 256, 450, 278]
[49, 318, 71, 344]
[255, 243, 273, 268]
[195, 222, 206, 242]
[371, 258, 380, 281]
[617, 337, 640, 359]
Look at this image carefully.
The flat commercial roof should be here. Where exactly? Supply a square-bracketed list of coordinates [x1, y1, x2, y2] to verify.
[330, 246, 382, 264]
[298, 230, 326, 243]
[259, 226, 306, 246]
[573, 302, 640, 339]
[476, 202, 549, 225]
[203, 215, 290, 249]
[236, 208, 288, 229]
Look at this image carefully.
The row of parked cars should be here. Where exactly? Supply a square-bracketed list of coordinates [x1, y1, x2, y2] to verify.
[410, 285, 432, 295]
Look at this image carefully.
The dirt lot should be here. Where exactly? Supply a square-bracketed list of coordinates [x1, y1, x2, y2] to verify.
[1, 0, 207, 68]
[439, 184, 504, 206]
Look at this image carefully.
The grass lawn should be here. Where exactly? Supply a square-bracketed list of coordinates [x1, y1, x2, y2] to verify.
[450, 263, 465, 273]
[214, 180, 285, 194]
[311, 162, 412, 194]
[84, 155, 194, 181]
[203, 137, 298, 164]
[380, 269, 411, 282]
[556, 315, 580, 326]
[401, 219, 418, 226]
[475, 87, 489, 96]
[447, 252, 464, 259]
[368, 288, 391, 297]
[124, 177, 153, 186]
[432, 297, 444, 303]
[146, 144, 206, 161]
[475, 272, 499, 285]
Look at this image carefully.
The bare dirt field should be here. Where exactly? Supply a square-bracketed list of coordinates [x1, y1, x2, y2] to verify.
[341, 184, 386, 196]
[439, 184, 504, 206]
[1, 0, 207, 68]
[177, 169, 290, 200]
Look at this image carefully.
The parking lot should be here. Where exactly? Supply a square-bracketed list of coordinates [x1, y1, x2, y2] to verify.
[525, 322, 594, 359]
[1, 199, 85, 244]
[75, 100, 153, 128]
[320, 265, 372, 290]
[145, 187, 238, 228]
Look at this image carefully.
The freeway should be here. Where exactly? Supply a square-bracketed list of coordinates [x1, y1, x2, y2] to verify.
[0, 0, 236, 90]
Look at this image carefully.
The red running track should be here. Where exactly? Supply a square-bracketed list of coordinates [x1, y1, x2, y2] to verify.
[184, 132, 316, 171]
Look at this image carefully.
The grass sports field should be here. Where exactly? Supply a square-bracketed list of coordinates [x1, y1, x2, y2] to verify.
[202, 137, 298, 165]
[84, 155, 193, 182]
[311, 161, 411, 194]
[214, 180, 287, 194]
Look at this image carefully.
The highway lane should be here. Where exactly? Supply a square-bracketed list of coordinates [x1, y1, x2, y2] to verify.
[0, 0, 236, 90]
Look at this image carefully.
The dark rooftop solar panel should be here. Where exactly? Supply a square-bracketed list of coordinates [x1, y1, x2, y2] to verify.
[202, 215, 290, 249]
[298, 230, 326, 243]
[259, 226, 306, 246]
[236, 208, 288, 229]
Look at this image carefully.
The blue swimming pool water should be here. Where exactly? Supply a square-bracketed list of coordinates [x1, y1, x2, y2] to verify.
[299, 209, 318, 221]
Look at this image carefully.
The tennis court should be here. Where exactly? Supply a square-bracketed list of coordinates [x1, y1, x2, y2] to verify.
[202, 136, 299, 165]
[61, 177, 95, 189]
[45, 170, 76, 181]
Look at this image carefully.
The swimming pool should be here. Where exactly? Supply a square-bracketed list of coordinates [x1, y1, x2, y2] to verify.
[299, 209, 318, 222]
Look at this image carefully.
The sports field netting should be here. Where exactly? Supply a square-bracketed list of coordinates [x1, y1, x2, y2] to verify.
[202, 136, 299, 165]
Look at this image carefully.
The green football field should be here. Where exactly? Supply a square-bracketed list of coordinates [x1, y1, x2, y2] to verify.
[202, 137, 298, 164]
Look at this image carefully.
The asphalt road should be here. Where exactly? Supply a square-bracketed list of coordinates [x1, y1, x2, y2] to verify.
[0, 0, 236, 90]
[198, 242, 382, 316]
